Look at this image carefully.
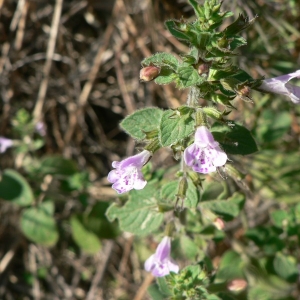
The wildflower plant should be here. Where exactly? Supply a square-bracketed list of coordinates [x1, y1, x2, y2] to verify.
[1, 0, 299, 299]
[104, 0, 300, 298]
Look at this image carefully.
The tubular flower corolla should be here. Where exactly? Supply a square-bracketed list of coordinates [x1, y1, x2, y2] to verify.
[144, 236, 179, 277]
[0, 137, 13, 153]
[184, 126, 227, 174]
[107, 150, 151, 194]
[259, 69, 300, 104]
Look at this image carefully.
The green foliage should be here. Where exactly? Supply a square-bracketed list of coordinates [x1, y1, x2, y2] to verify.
[39, 156, 78, 176]
[167, 178, 199, 208]
[176, 64, 205, 88]
[20, 201, 59, 246]
[120, 107, 163, 140]
[141, 52, 179, 70]
[200, 192, 245, 221]
[159, 109, 195, 146]
[211, 122, 258, 155]
[106, 181, 164, 235]
[0, 169, 34, 206]
[273, 253, 298, 282]
[70, 216, 102, 254]
[256, 110, 292, 143]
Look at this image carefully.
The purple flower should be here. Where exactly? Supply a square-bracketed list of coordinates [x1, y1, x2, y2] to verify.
[259, 69, 300, 104]
[184, 126, 227, 174]
[144, 236, 179, 277]
[0, 137, 13, 153]
[107, 150, 151, 194]
[35, 121, 46, 136]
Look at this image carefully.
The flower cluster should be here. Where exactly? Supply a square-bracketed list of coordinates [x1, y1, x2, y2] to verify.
[108, 126, 227, 195]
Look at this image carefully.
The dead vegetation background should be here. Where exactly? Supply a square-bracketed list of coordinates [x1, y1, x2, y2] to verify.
[0, 0, 300, 299]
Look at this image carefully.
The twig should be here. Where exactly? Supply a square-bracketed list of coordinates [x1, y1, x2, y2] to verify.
[86, 240, 114, 300]
[28, 244, 41, 300]
[0, 240, 20, 274]
[133, 273, 154, 300]
[14, 0, 29, 50]
[33, 0, 64, 121]
[114, 50, 135, 114]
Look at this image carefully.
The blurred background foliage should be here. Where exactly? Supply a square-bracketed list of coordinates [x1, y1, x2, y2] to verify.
[0, 0, 300, 299]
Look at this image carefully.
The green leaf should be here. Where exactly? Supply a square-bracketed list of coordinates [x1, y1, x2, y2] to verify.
[230, 36, 247, 50]
[180, 236, 199, 259]
[215, 251, 244, 282]
[273, 252, 298, 282]
[160, 179, 200, 209]
[157, 277, 172, 296]
[20, 201, 59, 246]
[200, 192, 245, 221]
[147, 284, 165, 300]
[177, 65, 203, 88]
[256, 110, 292, 143]
[0, 169, 34, 206]
[211, 122, 258, 155]
[154, 69, 177, 85]
[225, 14, 257, 35]
[70, 216, 101, 254]
[270, 210, 290, 228]
[82, 202, 120, 239]
[201, 180, 225, 201]
[39, 156, 78, 176]
[141, 52, 179, 70]
[165, 20, 191, 42]
[245, 226, 285, 254]
[159, 109, 195, 146]
[120, 108, 163, 140]
[106, 181, 163, 235]
[188, 0, 202, 19]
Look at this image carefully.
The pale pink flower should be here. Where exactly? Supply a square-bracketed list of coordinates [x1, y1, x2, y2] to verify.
[0, 137, 13, 153]
[259, 69, 300, 104]
[107, 150, 151, 194]
[144, 236, 179, 277]
[184, 126, 227, 174]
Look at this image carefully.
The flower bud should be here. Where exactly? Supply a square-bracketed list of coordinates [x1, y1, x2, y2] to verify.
[198, 62, 210, 75]
[140, 66, 160, 81]
[213, 218, 225, 230]
[176, 177, 188, 199]
[195, 109, 207, 127]
[238, 85, 251, 98]
[227, 279, 247, 292]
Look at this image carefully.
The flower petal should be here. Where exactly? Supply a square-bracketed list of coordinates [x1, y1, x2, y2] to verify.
[184, 144, 200, 166]
[133, 177, 147, 190]
[194, 126, 216, 146]
[119, 150, 151, 169]
[155, 236, 171, 261]
[151, 263, 170, 277]
[259, 69, 300, 104]
[0, 137, 13, 153]
[144, 254, 156, 272]
[167, 259, 180, 274]
[286, 83, 300, 104]
[111, 179, 132, 194]
[211, 146, 227, 167]
[107, 170, 119, 183]
[193, 160, 216, 174]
